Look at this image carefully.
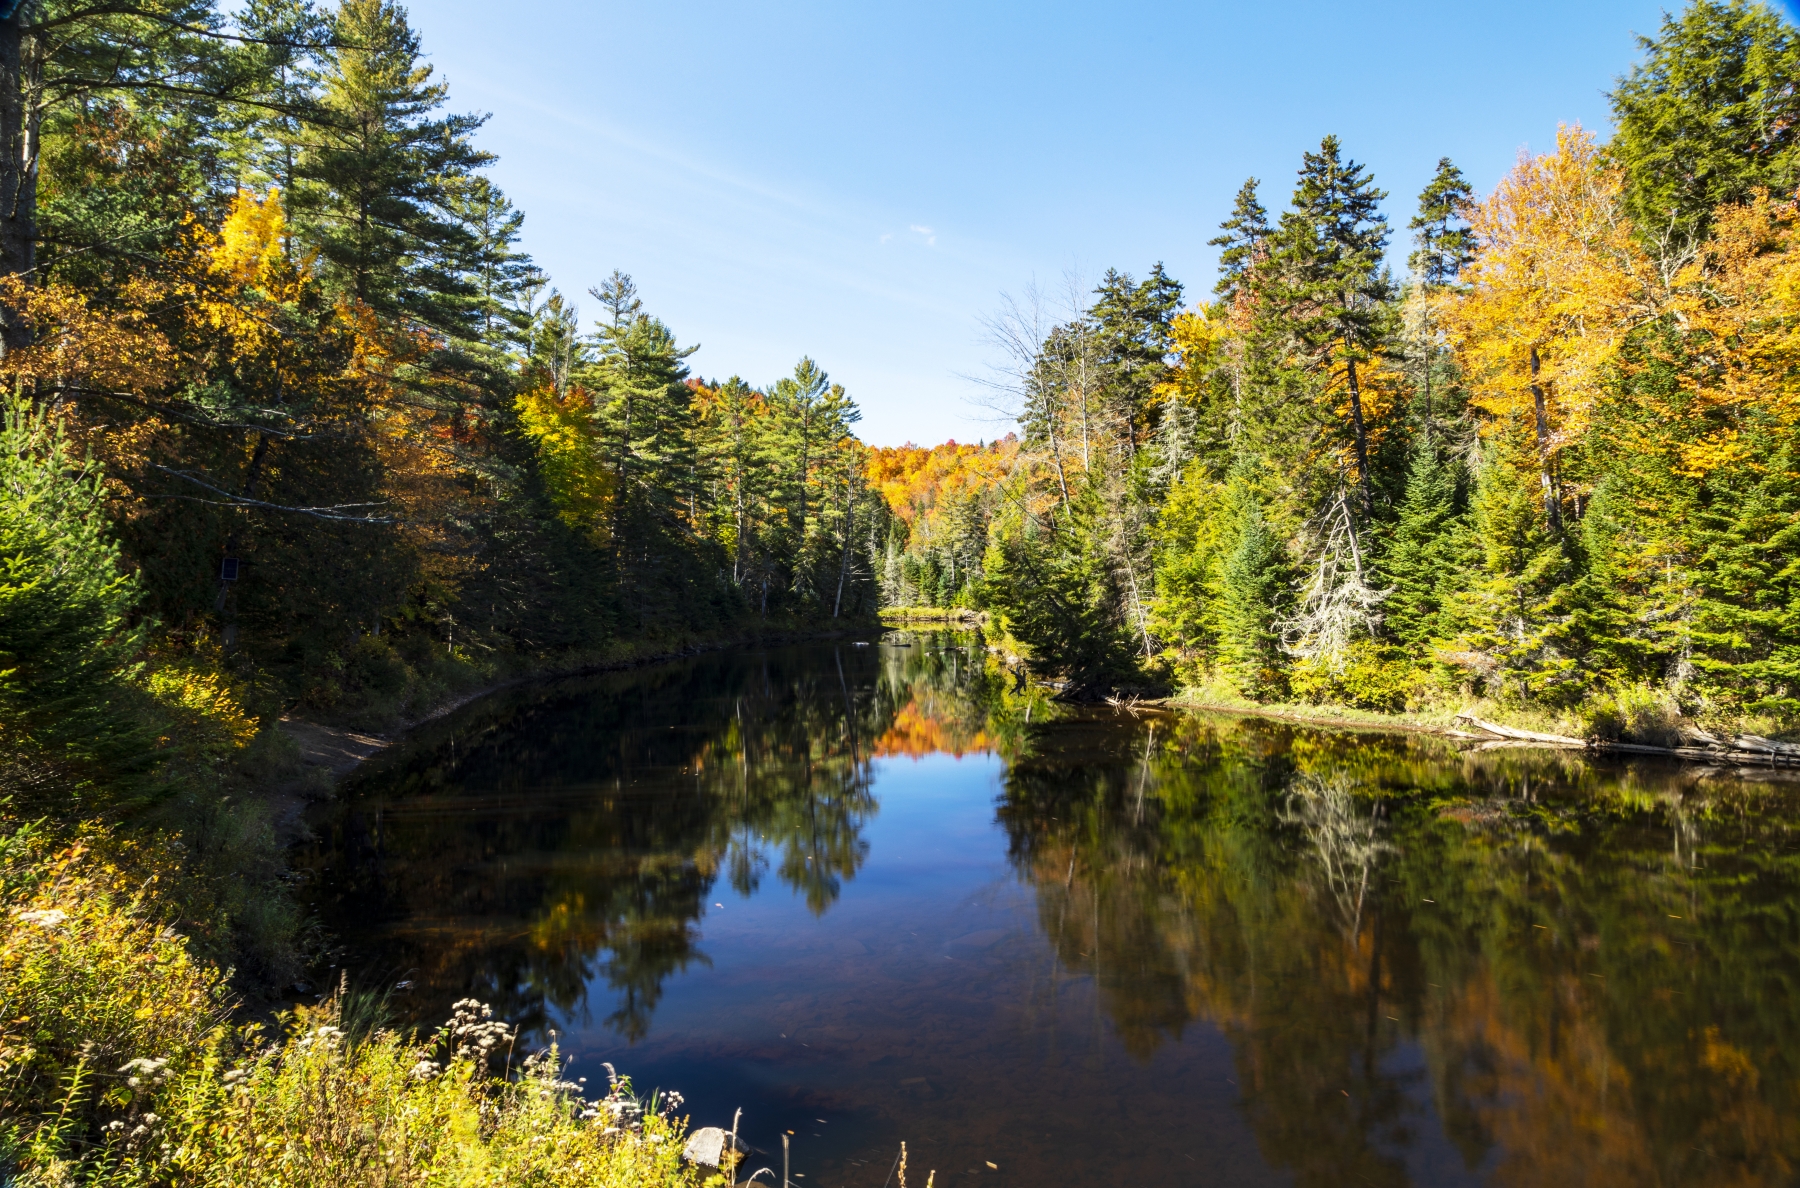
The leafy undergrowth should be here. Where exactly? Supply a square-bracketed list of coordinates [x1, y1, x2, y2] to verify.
[0, 829, 706, 1188]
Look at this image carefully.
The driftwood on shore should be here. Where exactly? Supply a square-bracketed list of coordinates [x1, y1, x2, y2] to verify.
[1453, 714, 1585, 748]
[1455, 713, 1800, 770]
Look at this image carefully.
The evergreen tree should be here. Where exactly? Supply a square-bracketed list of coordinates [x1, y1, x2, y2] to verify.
[1689, 443, 1800, 712]
[296, 0, 489, 335]
[1150, 459, 1227, 676]
[987, 483, 1140, 697]
[579, 272, 708, 622]
[770, 359, 859, 532]
[693, 374, 780, 595]
[228, 0, 331, 198]
[1561, 476, 1681, 689]
[0, 400, 145, 760]
[0, 0, 298, 317]
[1210, 178, 1270, 302]
[1263, 136, 1394, 499]
[1381, 437, 1460, 647]
[1610, 0, 1800, 256]
[1217, 472, 1289, 696]
[1407, 157, 1475, 287]
[1402, 159, 1474, 436]
[448, 175, 539, 356]
[1088, 264, 1183, 456]
[1458, 438, 1572, 701]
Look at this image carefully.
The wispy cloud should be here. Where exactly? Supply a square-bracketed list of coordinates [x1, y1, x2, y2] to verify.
[909, 224, 937, 247]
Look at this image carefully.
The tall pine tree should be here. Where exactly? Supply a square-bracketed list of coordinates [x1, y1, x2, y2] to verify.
[1264, 136, 1393, 500]
[297, 0, 488, 336]
[1610, 0, 1800, 257]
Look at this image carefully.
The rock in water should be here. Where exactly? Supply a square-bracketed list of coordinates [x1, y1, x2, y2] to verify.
[682, 1126, 747, 1167]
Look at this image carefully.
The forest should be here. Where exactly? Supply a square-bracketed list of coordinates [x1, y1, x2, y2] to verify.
[883, 0, 1800, 738]
[3, 0, 1800, 1181]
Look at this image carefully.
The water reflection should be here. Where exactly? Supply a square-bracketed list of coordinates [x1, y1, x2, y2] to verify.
[1001, 711, 1800, 1185]
[304, 635, 1800, 1186]
[300, 637, 1002, 1039]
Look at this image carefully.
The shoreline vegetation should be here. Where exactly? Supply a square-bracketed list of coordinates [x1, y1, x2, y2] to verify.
[890, 607, 1800, 770]
[4, 0, 1800, 1185]
[878, 606, 988, 624]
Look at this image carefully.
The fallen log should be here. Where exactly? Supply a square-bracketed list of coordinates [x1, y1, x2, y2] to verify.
[1595, 741, 1684, 757]
[1454, 714, 1586, 747]
[1452, 716, 1800, 767]
[1733, 733, 1800, 756]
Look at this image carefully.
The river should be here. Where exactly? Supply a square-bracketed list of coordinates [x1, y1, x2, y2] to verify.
[297, 631, 1800, 1187]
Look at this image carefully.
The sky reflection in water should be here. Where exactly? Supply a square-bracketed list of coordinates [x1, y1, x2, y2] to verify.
[301, 633, 1800, 1187]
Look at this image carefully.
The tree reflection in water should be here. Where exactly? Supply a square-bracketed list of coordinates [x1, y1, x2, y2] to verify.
[1001, 710, 1800, 1187]
[300, 635, 1001, 1043]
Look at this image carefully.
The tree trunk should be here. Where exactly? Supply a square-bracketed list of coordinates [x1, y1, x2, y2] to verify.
[833, 471, 852, 618]
[1528, 346, 1563, 532]
[0, 9, 37, 351]
[1344, 355, 1372, 499]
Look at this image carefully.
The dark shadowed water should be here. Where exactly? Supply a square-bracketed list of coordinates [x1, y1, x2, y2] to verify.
[298, 633, 1800, 1187]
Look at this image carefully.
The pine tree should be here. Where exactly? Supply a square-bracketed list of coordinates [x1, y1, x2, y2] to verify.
[447, 175, 539, 355]
[229, 0, 330, 198]
[296, 0, 489, 334]
[1610, 0, 1800, 257]
[1210, 178, 1271, 302]
[1381, 437, 1460, 648]
[1217, 472, 1289, 696]
[770, 360, 859, 533]
[1408, 158, 1475, 287]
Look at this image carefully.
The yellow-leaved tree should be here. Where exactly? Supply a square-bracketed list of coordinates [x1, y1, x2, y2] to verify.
[516, 381, 614, 543]
[1446, 125, 1661, 528]
[1658, 191, 1800, 476]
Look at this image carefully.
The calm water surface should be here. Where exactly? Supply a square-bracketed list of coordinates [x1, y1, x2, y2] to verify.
[300, 634, 1800, 1187]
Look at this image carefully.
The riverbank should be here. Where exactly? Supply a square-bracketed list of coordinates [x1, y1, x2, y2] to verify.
[879, 606, 987, 625]
[1158, 687, 1800, 775]
[278, 622, 882, 788]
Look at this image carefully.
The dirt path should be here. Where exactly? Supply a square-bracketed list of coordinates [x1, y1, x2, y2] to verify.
[277, 716, 392, 778]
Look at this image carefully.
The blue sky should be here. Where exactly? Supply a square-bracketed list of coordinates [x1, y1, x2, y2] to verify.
[404, 0, 1750, 446]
